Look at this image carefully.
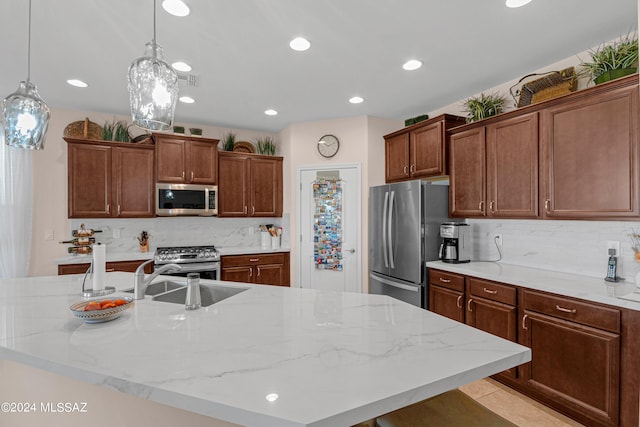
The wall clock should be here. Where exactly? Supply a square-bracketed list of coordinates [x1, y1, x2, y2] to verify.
[317, 134, 340, 158]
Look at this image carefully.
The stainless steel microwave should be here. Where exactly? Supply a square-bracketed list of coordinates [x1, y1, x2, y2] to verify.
[156, 183, 217, 216]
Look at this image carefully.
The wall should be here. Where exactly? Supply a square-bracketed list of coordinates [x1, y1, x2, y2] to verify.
[427, 34, 640, 281]
[29, 108, 276, 276]
[278, 115, 401, 288]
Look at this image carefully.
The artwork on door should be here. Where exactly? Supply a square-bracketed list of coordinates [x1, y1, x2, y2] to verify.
[313, 178, 343, 271]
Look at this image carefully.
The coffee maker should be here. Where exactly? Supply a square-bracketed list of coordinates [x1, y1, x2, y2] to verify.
[439, 222, 471, 263]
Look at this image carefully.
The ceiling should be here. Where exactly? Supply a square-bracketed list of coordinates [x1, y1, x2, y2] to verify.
[0, 0, 636, 133]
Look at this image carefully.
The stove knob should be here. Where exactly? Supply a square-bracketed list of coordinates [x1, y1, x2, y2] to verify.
[204, 250, 211, 258]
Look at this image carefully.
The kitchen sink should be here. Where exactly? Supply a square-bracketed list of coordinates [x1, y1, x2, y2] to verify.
[122, 280, 186, 296]
[152, 284, 249, 307]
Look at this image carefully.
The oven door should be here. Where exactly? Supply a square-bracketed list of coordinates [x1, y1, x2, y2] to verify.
[157, 262, 220, 281]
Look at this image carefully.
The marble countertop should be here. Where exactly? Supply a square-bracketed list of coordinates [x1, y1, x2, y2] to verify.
[54, 247, 290, 265]
[426, 261, 640, 311]
[0, 273, 529, 427]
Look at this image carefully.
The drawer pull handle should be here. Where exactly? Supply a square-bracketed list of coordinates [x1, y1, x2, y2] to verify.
[489, 201, 495, 212]
[403, 165, 408, 175]
[555, 305, 576, 314]
[257, 266, 261, 276]
[545, 199, 551, 213]
[410, 164, 415, 173]
[478, 200, 484, 211]
[467, 298, 473, 312]
[106, 268, 115, 272]
[249, 258, 259, 262]
[439, 278, 451, 283]
[456, 295, 462, 309]
[249, 267, 253, 278]
[483, 287, 498, 295]
[522, 314, 528, 330]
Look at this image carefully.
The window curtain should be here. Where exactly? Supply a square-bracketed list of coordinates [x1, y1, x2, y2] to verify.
[0, 131, 33, 279]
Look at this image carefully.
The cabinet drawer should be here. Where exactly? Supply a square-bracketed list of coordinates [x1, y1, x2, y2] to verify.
[468, 277, 516, 306]
[522, 289, 620, 333]
[429, 269, 465, 292]
[222, 253, 285, 267]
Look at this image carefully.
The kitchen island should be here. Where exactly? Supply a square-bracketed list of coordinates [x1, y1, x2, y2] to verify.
[0, 273, 530, 426]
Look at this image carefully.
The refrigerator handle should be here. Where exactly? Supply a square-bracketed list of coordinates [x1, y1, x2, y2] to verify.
[388, 190, 395, 269]
[382, 191, 389, 268]
[369, 273, 419, 292]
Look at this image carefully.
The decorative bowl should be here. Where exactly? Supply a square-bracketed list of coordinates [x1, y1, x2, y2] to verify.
[70, 296, 134, 323]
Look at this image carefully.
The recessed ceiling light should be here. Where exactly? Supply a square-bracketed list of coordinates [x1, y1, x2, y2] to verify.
[349, 96, 364, 104]
[265, 393, 279, 402]
[264, 109, 278, 116]
[179, 96, 195, 104]
[402, 60, 422, 71]
[162, 0, 190, 17]
[289, 37, 311, 51]
[505, 0, 532, 7]
[172, 61, 192, 72]
[67, 79, 88, 88]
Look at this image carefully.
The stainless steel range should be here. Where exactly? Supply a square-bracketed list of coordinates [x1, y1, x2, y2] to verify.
[154, 245, 220, 280]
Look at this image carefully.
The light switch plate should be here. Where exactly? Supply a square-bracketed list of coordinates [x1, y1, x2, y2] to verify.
[44, 229, 54, 241]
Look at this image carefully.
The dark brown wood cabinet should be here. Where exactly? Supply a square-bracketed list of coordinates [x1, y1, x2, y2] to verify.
[155, 133, 219, 184]
[58, 259, 153, 275]
[428, 269, 465, 323]
[449, 112, 539, 218]
[221, 253, 290, 286]
[66, 138, 155, 218]
[465, 277, 518, 379]
[540, 81, 639, 219]
[520, 289, 621, 426]
[217, 152, 283, 217]
[384, 114, 466, 183]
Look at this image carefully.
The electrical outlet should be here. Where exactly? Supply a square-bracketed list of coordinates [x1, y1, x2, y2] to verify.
[493, 233, 503, 246]
[44, 229, 54, 241]
[606, 240, 621, 257]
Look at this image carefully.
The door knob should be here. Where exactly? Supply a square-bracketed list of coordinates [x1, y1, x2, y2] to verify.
[346, 249, 355, 253]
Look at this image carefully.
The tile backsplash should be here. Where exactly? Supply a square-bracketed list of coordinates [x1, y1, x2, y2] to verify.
[70, 215, 289, 253]
[468, 219, 639, 280]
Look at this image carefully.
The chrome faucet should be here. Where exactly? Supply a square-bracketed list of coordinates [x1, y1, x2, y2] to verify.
[133, 259, 182, 300]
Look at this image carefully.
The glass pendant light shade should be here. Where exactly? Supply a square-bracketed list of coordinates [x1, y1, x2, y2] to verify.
[128, 41, 179, 131]
[2, 81, 50, 150]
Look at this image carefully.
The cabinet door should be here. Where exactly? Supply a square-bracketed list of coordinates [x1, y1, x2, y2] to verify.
[188, 141, 217, 184]
[449, 128, 486, 217]
[486, 113, 539, 218]
[218, 154, 249, 216]
[156, 138, 187, 183]
[68, 143, 112, 218]
[112, 147, 155, 217]
[428, 284, 464, 323]
[466, 296, 517, 378]
[521, 311, 620, 426]
[541, 84, 639, 219]
[251, 158, 283, 217]
[221, 266, 253, 283]
[385, 133, 410, 182]
[255, 264, 285, 286]
[411, 122, 445, 177]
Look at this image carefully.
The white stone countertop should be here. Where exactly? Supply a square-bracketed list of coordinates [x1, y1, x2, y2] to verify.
[0, 273, 529, 427]
[54, 247, 290, 265]
[426, 261, 640, 311]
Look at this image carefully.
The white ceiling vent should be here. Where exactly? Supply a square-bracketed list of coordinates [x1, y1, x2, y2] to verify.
[177, 73, 199, 87]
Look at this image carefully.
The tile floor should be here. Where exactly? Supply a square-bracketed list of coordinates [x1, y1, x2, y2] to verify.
[459, 378, 584, 426]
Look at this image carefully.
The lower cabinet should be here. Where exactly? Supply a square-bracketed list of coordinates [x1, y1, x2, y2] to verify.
[428, 270, 465, 322]
[58, 259, 153, 275]
[428, 269, 633, 426]
[520, 289, 620, 426]
[221, 253, 290, 287]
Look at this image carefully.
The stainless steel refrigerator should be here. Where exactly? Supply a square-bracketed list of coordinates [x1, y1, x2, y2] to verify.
[369, 180, 449, 308]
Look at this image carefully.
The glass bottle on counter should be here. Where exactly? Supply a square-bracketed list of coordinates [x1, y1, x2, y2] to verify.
[185, 273, 201, 310]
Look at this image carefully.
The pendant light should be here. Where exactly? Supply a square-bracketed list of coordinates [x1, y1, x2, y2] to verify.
[128, 0, 179, 131]
[2, 0, 50, 150]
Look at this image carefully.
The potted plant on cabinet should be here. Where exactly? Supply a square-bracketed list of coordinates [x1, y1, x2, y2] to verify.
[255, 136, 276, 155]
[462, 92, 507, 123]
[580, 34, 638, 85]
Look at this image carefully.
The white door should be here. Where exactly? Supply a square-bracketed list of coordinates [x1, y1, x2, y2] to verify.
[298, 164, 361, 292]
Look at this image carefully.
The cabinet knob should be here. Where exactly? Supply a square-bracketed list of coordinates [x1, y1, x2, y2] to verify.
[456, 295, 463, 309]
[467, 298, 473, 312]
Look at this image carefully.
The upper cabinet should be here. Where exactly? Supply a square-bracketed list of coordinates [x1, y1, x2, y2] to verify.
[154, 133, 219, 184]
[384, 114, 466, 183]
[217, 151, 283, 217]
[66, 138, 155, 218]
[540, 82, 639, 219]
[449, 74, 639, 221]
